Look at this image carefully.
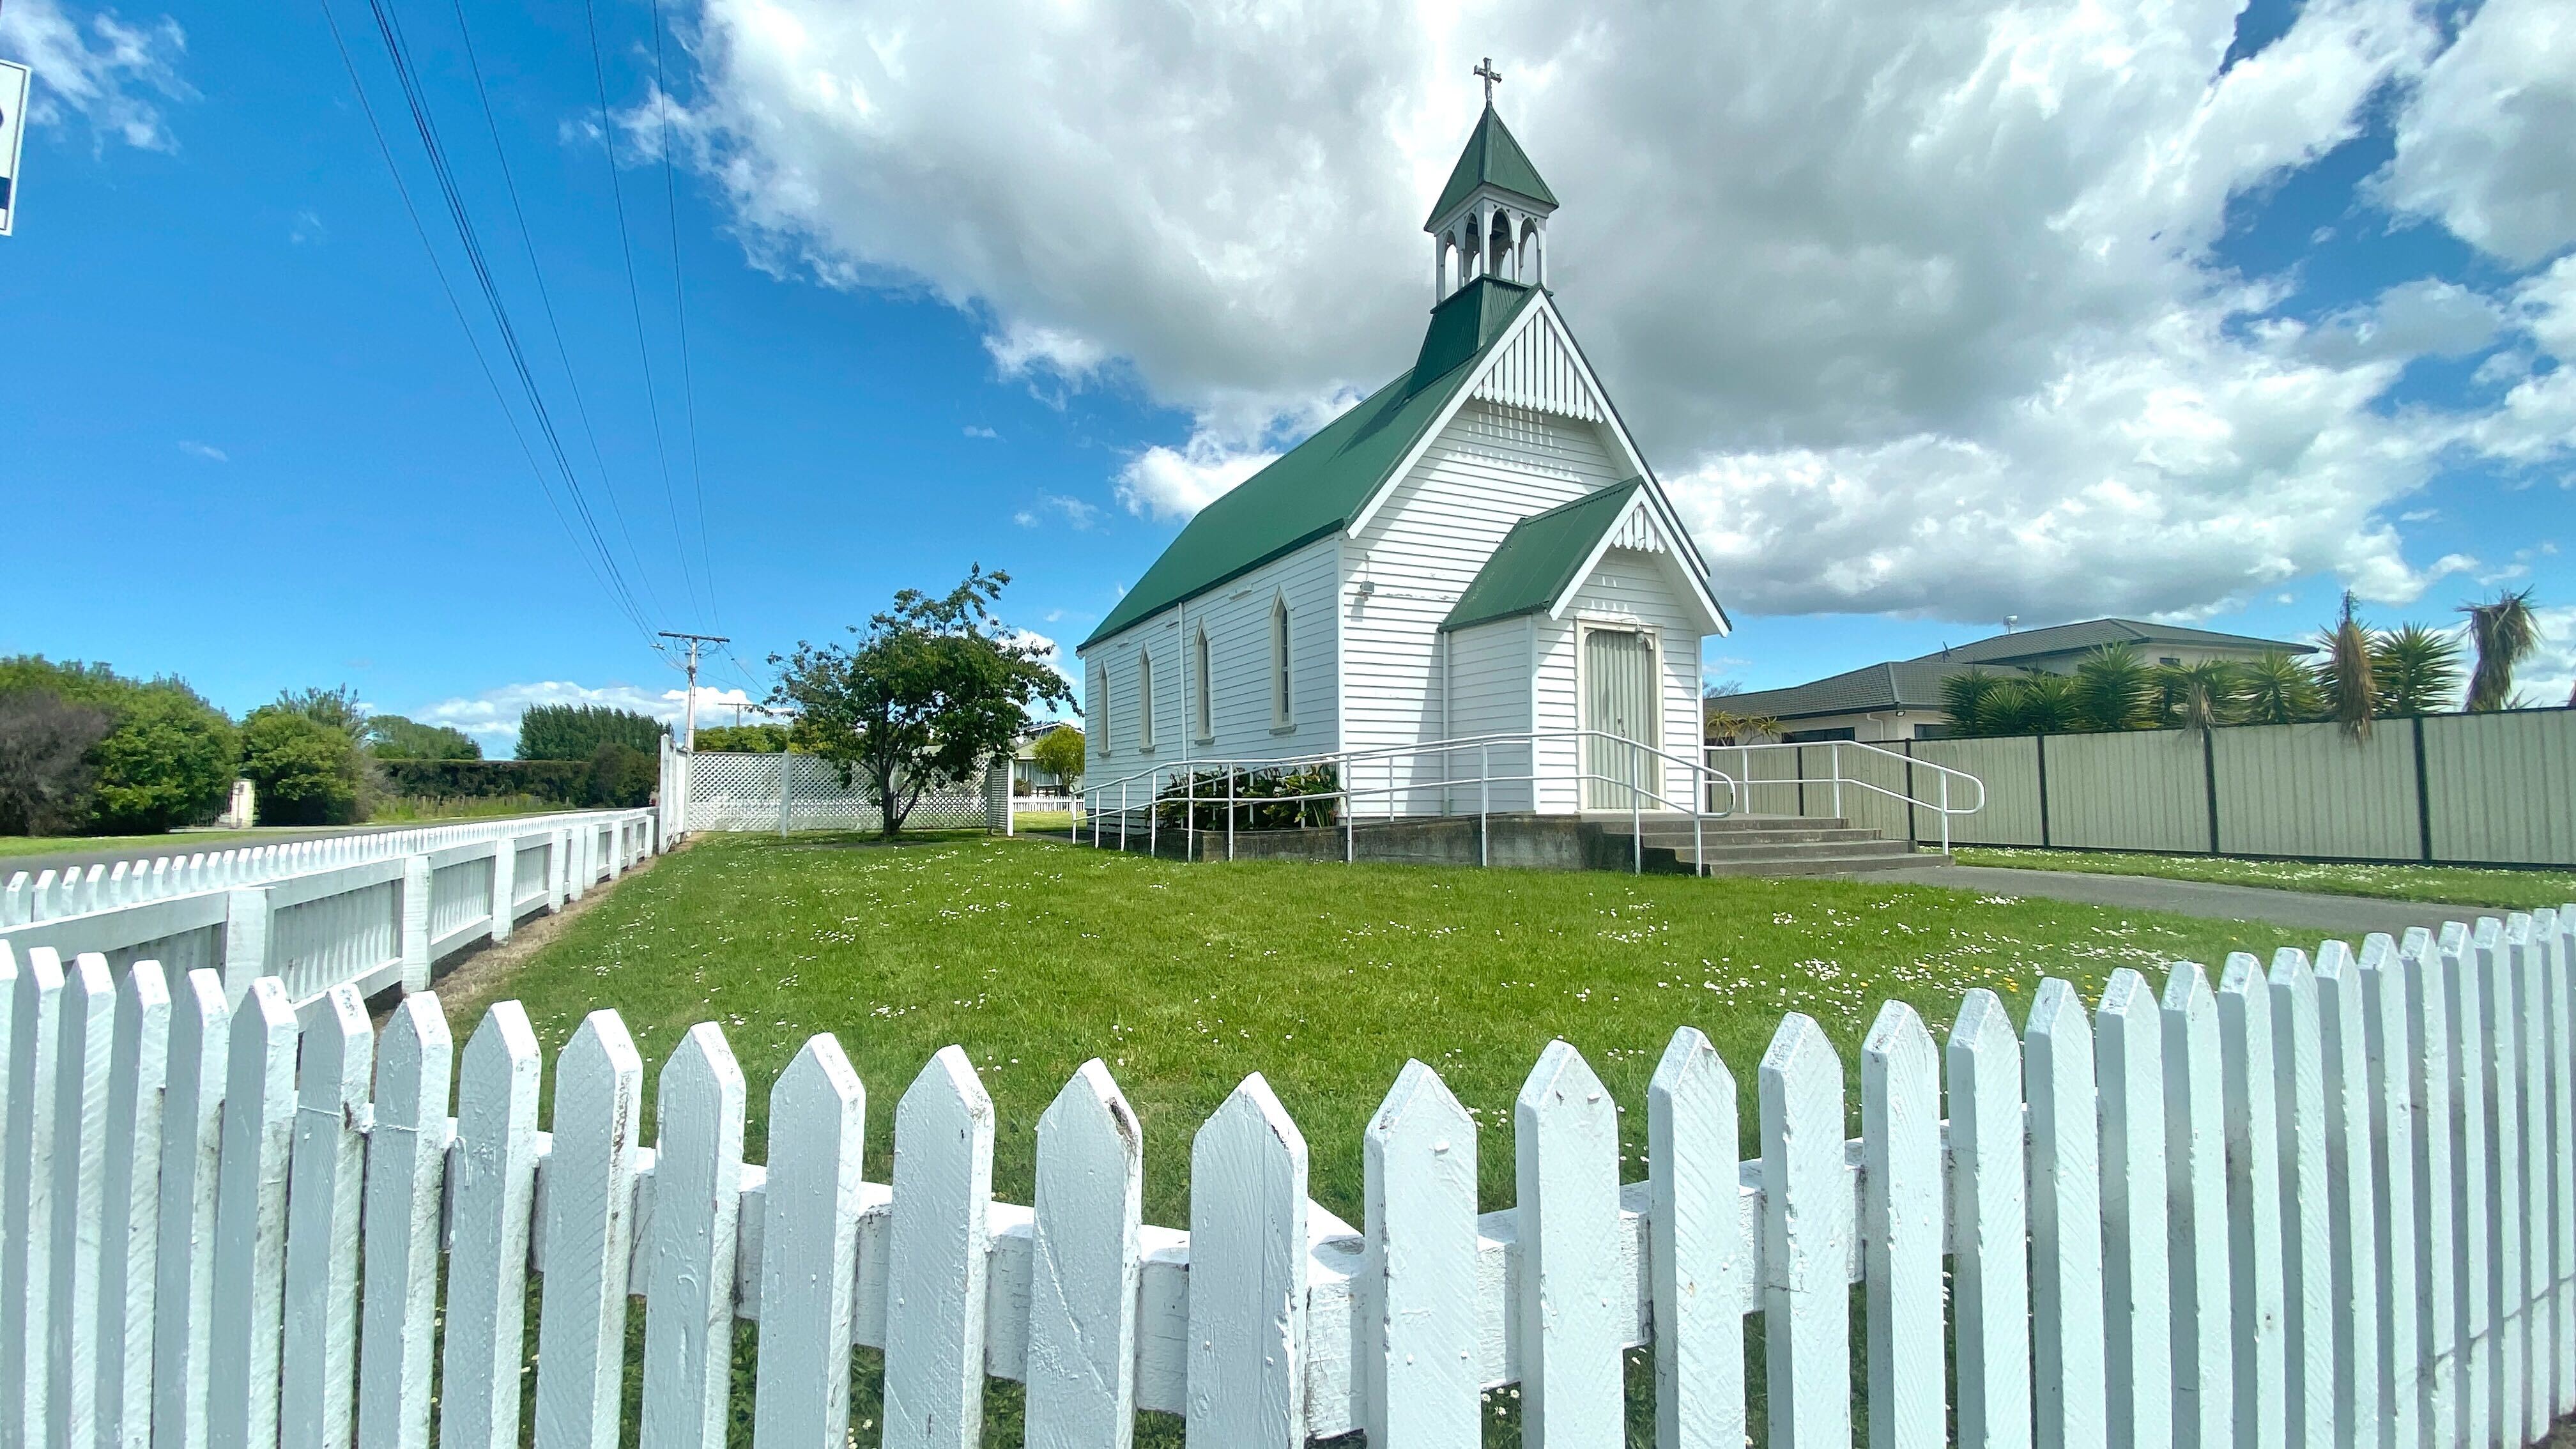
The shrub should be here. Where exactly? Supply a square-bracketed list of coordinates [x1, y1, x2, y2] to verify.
[367, 714, 482, 760]
[0, 691, 114, 835]
[584, 742, 659, 808]
[86, 686, 240, 832]
[693, 723, 788, 753]
[375, 758, 593, 802]
[0, 656, 240, 832]
[1154, 763, 1340, 831]
[241, 706, 366, 825]
[518, 704, 667, 761]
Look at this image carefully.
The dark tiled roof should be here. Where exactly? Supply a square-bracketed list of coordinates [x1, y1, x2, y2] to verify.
[1720, 661, 1958, 721]
[1912, 617, 2310, 665]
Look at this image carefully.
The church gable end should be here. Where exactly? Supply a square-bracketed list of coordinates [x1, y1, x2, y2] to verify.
[1470, 308, 1602, 422]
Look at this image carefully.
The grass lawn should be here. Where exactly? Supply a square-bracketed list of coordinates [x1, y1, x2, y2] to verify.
[1954, 845, 2576, 911]
[454, 829, 2334, 1445]
[0, 829, 273, 861]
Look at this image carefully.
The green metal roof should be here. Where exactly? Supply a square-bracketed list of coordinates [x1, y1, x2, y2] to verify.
[1441, 479, 1644, 632]
[1082, 278, 1544, 649]
[1424, 105, 1558, 228]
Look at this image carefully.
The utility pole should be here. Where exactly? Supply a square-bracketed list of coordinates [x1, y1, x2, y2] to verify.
[658, 631, 730, 750]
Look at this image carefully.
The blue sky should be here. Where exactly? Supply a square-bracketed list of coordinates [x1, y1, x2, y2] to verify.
[1, 0, 2570, 747]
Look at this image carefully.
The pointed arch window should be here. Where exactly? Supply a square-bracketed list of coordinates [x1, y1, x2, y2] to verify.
[1270, 597, 1294, 728]
[1090, 661, 1110, 756]
[1137, 648, 1157, 751]
[1193, 627, 1213, 741]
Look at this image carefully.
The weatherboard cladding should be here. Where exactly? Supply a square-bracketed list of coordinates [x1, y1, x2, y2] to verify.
[1424, 104, 1559, 226]
[1441, 480, 1646, 632]
[1080, 278, 1543, 650]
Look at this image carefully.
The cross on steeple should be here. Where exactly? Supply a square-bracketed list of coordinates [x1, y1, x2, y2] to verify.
[1474, 57, 1502, 105]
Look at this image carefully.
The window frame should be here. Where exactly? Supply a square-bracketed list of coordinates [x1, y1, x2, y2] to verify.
[1192, 626, 1214, 742]
[1269, 595, 1294, 730]
[1137, 647, 1158, 752]
[1089, 660, 1110, 756]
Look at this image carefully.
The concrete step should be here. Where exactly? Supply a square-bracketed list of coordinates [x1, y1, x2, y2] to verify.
[1677, 838, 1917, 863]
[1696, 851, 1952, 877]
[1623, 825, 1889, 848]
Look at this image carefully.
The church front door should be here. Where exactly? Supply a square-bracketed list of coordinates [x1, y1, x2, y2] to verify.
[1583, 627, 1660, 809]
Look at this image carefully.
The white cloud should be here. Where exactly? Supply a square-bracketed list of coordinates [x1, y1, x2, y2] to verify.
[0, 0, 192, 152]
[175, 440, 225, 462]
[963, 424, 999, 439]
[414, 679, 760, 748]
[2375, 0, 2576, 268]
[2511, 606, 2576, 708]
[667, 0, 2576, 620]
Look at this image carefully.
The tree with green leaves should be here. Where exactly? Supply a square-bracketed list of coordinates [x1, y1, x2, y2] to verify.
[693, 723, 790, 753]
[0, 657, 240, 832]
[1979, 673, 2080, 736]
[2236, 650, 2324, 725]
[1938, 669, 2009, 737]
[367, 714, 482, 760]
[2069, 644, 2153, 732]
[240, 705, 367, 825]
[1029, 724, 1086, 786]
[770, 567, 1073, 839]
[517, 704, 668, 761]
[2460, 586, 2539, 712]
[2370, 624, 2462, 716]
[2151, 659, 2242, 732]
[0, 692, 113, 835]
[276, 684, 371, 740]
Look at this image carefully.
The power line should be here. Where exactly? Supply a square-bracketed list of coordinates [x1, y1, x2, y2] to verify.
[315, 0, 660, 648]
[645, 0, 718, 630]
[442, 0, 671, 627]
[581, 0, 703, 624]
[346, 0, 665, 642]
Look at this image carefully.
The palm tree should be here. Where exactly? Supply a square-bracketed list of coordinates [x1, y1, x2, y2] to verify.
[1940, 669, 2007, 738]
[2460, 586, 2539, 712]
[2370, 624, 2463, 716]
[1980, 673, 2078, 736]
[2152, 659, 2242, 732]
[2069, 644, 2153, 732]
[2322, 592, 2376, 740]
[2238, 649, 2324, 724]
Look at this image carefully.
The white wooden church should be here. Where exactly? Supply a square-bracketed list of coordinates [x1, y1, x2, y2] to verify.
[1077, 94, 1729, 816]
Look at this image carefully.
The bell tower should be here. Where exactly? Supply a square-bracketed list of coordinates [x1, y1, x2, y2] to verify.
[1426, 59, 1559, 302]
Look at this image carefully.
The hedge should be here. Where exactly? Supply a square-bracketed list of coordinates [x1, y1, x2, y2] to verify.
[376, 759, 598, 803]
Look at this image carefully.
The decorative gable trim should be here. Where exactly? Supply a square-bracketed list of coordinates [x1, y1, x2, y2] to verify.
[1349, 293, 1710, 585]
[1470, 307, 1602, 421]
[1550, 490, 1730, 637]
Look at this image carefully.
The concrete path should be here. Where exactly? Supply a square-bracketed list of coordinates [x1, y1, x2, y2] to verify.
[1863, 861, 2520, 942]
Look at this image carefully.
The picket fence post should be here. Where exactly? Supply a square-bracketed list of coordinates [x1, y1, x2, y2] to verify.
[1652, 1025, 1746, 1449]
[204, 977, 298, 1449]
[1029, 1057, 1145, 1449]
[2271, 949, 2333, 1449]
[640, 1022, 746, 1449]
[3, 945, 68, 1449]
[151, 970, 229, 1449]
[2314, 940, 2382, 1449]
[46, 953, 117, 1449]
[1363, 1058, 1477, 1449]
[1951, 988, 2028, 1449]
[95, 959, 171, 1449]
[535, 1010, 643, 1449]
[279, 985, 371, 1449]
[753, 1034, 868, 1449]
[440, 1002, 541, 1449]
[1765, 1013, 1851, 1449]
[1190, 1072, 1309, 1448]
[356, 993, 449, 1449]
[884, 1043, 995, 1449]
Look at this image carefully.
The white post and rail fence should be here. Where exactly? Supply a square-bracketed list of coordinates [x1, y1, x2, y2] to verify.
[5, 906, 2575, 1445]
[0, 808, 660, 1009]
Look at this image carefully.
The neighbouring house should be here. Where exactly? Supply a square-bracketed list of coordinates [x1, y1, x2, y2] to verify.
[1013, 721, 1080, 798]
[1722, 618, 2315, 743]
[1075, 98, 1729, 816]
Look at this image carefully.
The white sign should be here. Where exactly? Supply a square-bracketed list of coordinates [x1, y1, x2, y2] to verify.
[0, 60, 28, 236]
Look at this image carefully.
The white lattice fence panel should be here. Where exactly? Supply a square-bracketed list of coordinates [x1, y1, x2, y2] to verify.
[682, 752, 998, 832]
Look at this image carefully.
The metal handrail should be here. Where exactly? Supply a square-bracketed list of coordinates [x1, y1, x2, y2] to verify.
[1074, 729, 1745, 875]
[1705, 738, 1987, 854]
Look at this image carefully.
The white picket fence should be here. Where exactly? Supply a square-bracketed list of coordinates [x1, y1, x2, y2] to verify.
[0, 809, 658, 1007]
[3, 908, 2574, 1448]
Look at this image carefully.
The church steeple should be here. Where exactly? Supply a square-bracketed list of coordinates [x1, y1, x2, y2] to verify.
[1426, 61, 1558, 303]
